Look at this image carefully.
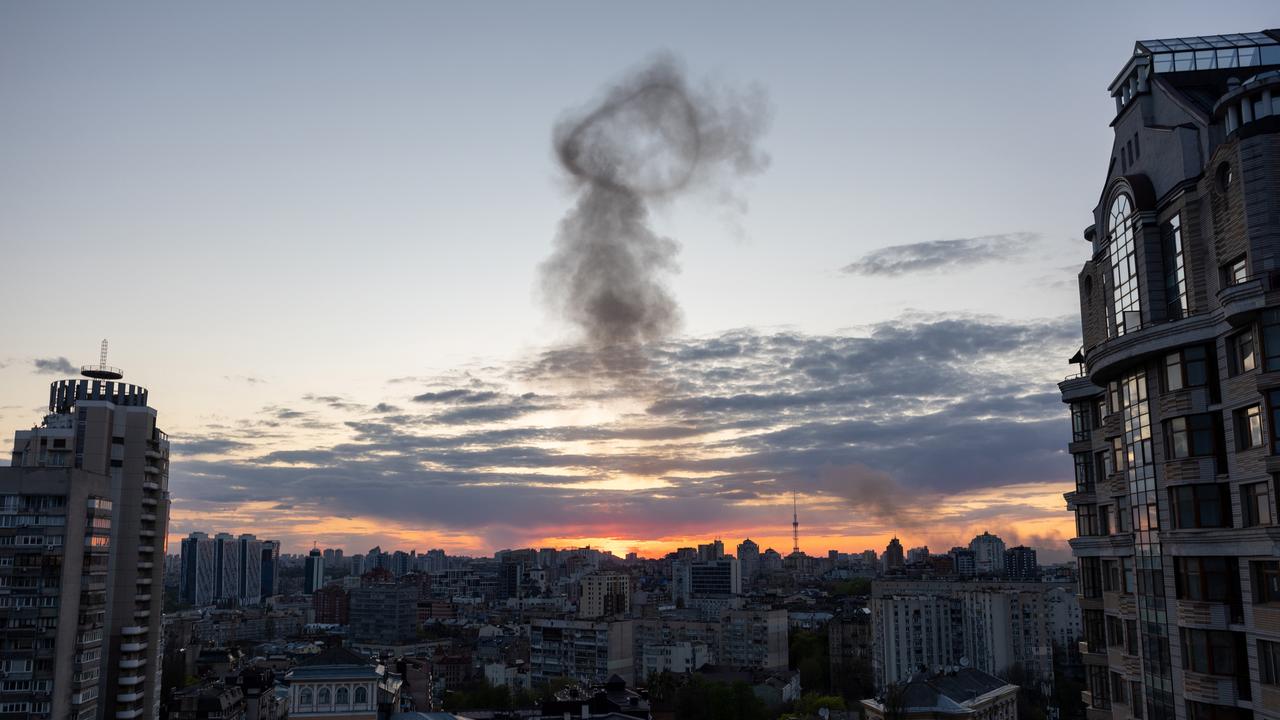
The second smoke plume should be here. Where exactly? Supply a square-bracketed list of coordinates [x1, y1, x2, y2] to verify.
[541, 55, 769, 357]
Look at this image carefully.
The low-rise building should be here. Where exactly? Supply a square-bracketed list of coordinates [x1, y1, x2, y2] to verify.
[860, 668, 1017, 720]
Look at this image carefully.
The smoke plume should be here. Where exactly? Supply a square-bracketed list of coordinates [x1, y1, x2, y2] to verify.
[540, 55, 770, 361]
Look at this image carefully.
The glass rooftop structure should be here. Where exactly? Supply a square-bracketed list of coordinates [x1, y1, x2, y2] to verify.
[1136, 31, 1280, 74]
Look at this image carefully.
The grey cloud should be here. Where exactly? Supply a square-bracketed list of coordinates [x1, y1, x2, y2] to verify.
[32, 357, 76, 374]
[842, 232, 1039, 276]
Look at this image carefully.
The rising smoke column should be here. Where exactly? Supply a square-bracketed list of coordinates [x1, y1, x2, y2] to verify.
[541, 55, 770, 360]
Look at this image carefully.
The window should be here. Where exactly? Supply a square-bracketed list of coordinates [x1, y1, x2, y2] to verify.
[299, 689, 313, 706]
[1187, 701, 1251, 720]
[1074, 453, 1094, 493]
[1237, 405, 1265, 450]
[1162, 214, 1188, 320]
[336, 688, 349, 705]
[1175, 557, 1241, 615]
[1126, 620, 1138, 655]
[1072, 402, 1092, 441]
[1262, 310, 1280, 372]
[1261, 639, 1280, 685]
[1231, 331, 1257, 375]
[1170, 484, 1231, 529]
[1255, 561, 1280, 604]
[1109, 194, 1142, 336]
[1077, 504, 1098, 537]
[1080, 557, 1103, 599]
[1243, 481, 1275, 527]
[1106, 615, 1126, 647]
[1222, 255, 1248, 287]
[1166, 414, 1217, 459]
[1084, 609, 1106, 653]
[1164, 346, 1209, 391]
[1181, 629, 1245, 677]
[354, 687, 368, 705]
[318, 688, 330, 704]
[1099, 504, 1116, 535]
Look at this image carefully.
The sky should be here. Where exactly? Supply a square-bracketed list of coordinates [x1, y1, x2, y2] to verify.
[2, 1, 1276, 561]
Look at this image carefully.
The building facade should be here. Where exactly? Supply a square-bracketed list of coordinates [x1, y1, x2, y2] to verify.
[7, 358, 172, 720]
[1060, 29, 1280, 720]
[578, 572, 631, 619]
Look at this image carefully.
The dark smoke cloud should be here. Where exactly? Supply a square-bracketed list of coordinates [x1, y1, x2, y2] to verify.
[540, 55, 769, 359]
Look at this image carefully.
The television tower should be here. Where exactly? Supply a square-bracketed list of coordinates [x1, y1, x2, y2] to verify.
[791, 491, 800, 556]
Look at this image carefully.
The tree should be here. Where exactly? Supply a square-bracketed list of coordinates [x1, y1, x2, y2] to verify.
[794, 692, 847, 717]
[672, 676, 768, 720]
[789, 630, 830, 694]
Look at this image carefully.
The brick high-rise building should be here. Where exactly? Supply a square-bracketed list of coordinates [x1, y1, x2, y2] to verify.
[6, 348, 171, 720]
[1060, 30, 1280, 720]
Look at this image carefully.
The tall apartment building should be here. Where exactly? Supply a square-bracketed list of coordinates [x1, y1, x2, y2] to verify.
[260, 540, 279, 600]
[1060, 29, 1280, 720]
[870, 580, 1077, 695]
[578, 572, 631, 619]
[181, 532, 218, 606]
[1004, 546, 1039, 581]
[179, 532, 268, 606]
[304, 547, 324, 595]
[6, 356, 171, 720]
[968, 532, 1006, 576]
[737, 538, 760, 585]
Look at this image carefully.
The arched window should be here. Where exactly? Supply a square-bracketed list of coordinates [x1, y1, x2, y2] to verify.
[336, 688, 350, 705]
[1108, 193, 1141, 336]
[354, 687, 368, 705]
[299, 689, 313, 706]
[318, 688, 331, 705]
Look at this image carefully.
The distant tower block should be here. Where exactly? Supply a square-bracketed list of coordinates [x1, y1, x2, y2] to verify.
[81, 338, 124, 379]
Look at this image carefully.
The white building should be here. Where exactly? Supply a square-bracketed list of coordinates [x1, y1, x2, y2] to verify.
[968, 531, 1007, 575]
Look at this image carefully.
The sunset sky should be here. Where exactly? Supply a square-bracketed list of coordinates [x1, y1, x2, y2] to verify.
[2, 1, 1276, 561]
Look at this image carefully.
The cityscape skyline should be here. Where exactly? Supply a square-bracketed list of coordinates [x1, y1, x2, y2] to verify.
[3, 2, 1276, 563]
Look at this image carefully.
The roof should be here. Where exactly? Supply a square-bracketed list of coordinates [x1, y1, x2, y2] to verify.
[289, 646, 382, 681]
[1136, 31, 1280, 74]
[869, 669, 1016, 715]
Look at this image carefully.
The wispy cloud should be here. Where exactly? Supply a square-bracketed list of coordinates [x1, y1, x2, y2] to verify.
[842, 232, 1039, 276]
[32, 357, 76, 374]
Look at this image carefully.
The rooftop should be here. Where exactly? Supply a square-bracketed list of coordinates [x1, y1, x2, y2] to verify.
[1136, 31, 1280, 74]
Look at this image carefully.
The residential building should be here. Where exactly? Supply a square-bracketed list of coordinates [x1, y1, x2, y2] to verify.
[348, 580, 418, 648]
[304, 547, 324, 595]
[579, 572, 631, 619]
[883, 537, 904, 573]
[737, 538, 760, 585]
[0, 467, 114, 720]
[169, 684, 247, 720]
[182, 532, 219, 606]
[871, 580, 1071, 694]
[1059, 28, 1280, 720]
[7, 357, 172, 720]
[1004, 546, 1038, 581]
[260, 540, 279, 600]
[237, 535, 263, 605]
[528, 618, 636, 686]
[313, 585, 350, 625]
[639, 641, 711, 678]
[968, 532, 1006, 575]
[860, 668, 1018, 720]
[949, 547, 975, 577]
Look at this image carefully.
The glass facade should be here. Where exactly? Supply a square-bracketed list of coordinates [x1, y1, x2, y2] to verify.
[1162, 214, 1187, 320]
[1110, 194, 1142, 336]
[1114, 369, 1174, 719]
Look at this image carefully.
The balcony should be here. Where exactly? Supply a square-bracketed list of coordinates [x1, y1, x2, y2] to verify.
[1218, 276, 1267, 326]
[117, 692, 143, 703]
[142, 481, 159, 492]
[144, 449, 162, 459]
[120, 641, 147, 652]
[143, 465, 159, 475]
[121, 626, 147, 636]
[1079, 641, 1108, 666]
[135, 593, 151, 602]
[119, 658, 146, 669]
[1183, 670, 1240, 705]
[118, 675, 144, 686]
[141, 497, 157, 506]
[1177, 599, 1236, 628]
[1060, 373, 1102, 402]
[137, 546, 154, 553]
[117, 706, 145, 719]
[133, 609, 150, 619]
[1084, 312, 1217, 383]
[136, 562, 153, 570]
[139, 514, 156, 522]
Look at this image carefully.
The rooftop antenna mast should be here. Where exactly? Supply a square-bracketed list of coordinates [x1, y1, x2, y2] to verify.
[792, 491, 800, 556]
[81, 338, 123, 380]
